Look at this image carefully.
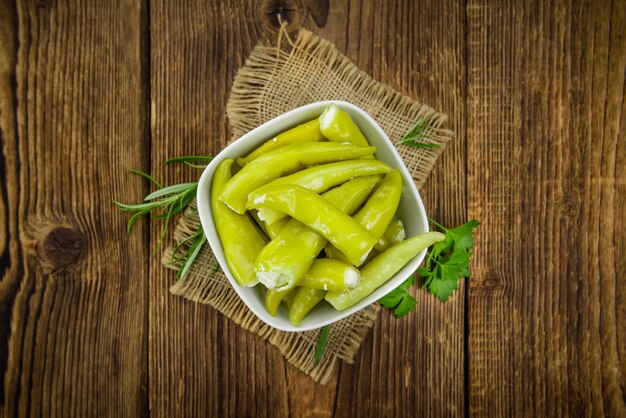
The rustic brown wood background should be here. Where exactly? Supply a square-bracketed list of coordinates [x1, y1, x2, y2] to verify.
[0, 0, 624, 416]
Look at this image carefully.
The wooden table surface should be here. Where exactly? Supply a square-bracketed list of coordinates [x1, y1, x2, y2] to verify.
[1, 0, 624, 416]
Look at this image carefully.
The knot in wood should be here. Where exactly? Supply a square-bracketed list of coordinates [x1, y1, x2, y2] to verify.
[263, 0, 302, 29]
[43, 226, 85, 268]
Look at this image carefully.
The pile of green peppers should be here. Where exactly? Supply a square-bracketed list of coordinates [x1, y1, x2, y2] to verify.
[212, 104, 444, 326]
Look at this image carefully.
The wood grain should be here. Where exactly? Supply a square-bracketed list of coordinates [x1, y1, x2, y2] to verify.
[467, 0, 626, 416]
[148, 2, 290, 417]
[0, 0, 149, 416]
[1, 0, 624, 416]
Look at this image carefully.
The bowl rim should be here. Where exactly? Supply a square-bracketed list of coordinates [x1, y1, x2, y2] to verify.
[196, 100, 429, 332]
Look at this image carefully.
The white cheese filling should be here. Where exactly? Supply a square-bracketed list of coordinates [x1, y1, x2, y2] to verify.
[343, 268, 360, 288]
[257, 271, 290, 291]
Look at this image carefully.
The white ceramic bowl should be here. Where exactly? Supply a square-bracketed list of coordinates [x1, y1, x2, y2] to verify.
[197, 101, 429, 332]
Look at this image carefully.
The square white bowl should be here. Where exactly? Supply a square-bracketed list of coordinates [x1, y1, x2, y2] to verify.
[196, 101, 429, 332]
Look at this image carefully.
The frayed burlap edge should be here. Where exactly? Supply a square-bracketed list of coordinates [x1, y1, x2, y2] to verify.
[165, 26, 454, 385]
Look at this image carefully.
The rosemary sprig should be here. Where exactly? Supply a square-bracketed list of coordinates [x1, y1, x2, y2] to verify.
[170, 225, 206, 279]
[128, 168, 162, 188]
[165, 155, 214, 169]
[396, 114, 441, 149]
[313, 325, 331, 367]
[115, 156, 212, 278]
[114, 178, 198, 248]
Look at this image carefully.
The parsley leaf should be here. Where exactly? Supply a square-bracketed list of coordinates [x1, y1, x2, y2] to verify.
[446, 219, 480, 252]
[378, 287, 405, 307]
[380, 218, 480, 315]
[419, 219, 480, 302]
[427, 276, 459, 303]
[379, 276, 417, 317]
[394, 291, 417, 317]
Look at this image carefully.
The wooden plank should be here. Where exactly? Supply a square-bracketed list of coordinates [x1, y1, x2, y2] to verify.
[466, 0, 626, 416]
[149, 2, 291, 417]
[323, 0, 468, 416]
[0, 0, 149, 416]
[150, 0, 466, 416]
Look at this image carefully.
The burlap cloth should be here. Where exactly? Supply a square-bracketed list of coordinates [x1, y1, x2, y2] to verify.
[163, 27, 453, 384]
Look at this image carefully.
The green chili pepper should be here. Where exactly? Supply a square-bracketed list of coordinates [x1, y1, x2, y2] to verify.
[265, 287, 294, 316]
[375, 219, 406, 251]
[211, 159, 268, 287]
[374, 236, 391, 251]
[300, 258, 360, 293]
[252, 175, 381, 291]
[264, 217, 288, 239]
[247, 184, 378, 266]
[220, 142, 377, 214]
[325, 231, 445, 310]
[236, 119, 324, 166]
[316, 175, 382, 218]
[323, 170, 403, 265]
[385, 220, 406, 243]
[325, 243, 380, 265]
[255, 159, 392, 225]
[319, 104, 370, 147]
[323, 244, 350, 264]
[353, 170, 403, 239]
[289, 287, 327, 326]
[362, 248, 381, 265]
[283, 287, 299, 310]
[254, 220, 321, 291]
[250, 210, 288, 240]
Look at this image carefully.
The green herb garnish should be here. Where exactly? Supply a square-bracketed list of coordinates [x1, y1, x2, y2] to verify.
[396, 115, 441, 149]
[418, 219, 480, 302]
[378, 276, 417, 317]
[115, 156, 212, 278]
[313, 325, 330, 367]
[115, 179, 197, 247]
[380, 218, 480, 316]
[165, 155, 214, 169]
[169, 225, 206, 279]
